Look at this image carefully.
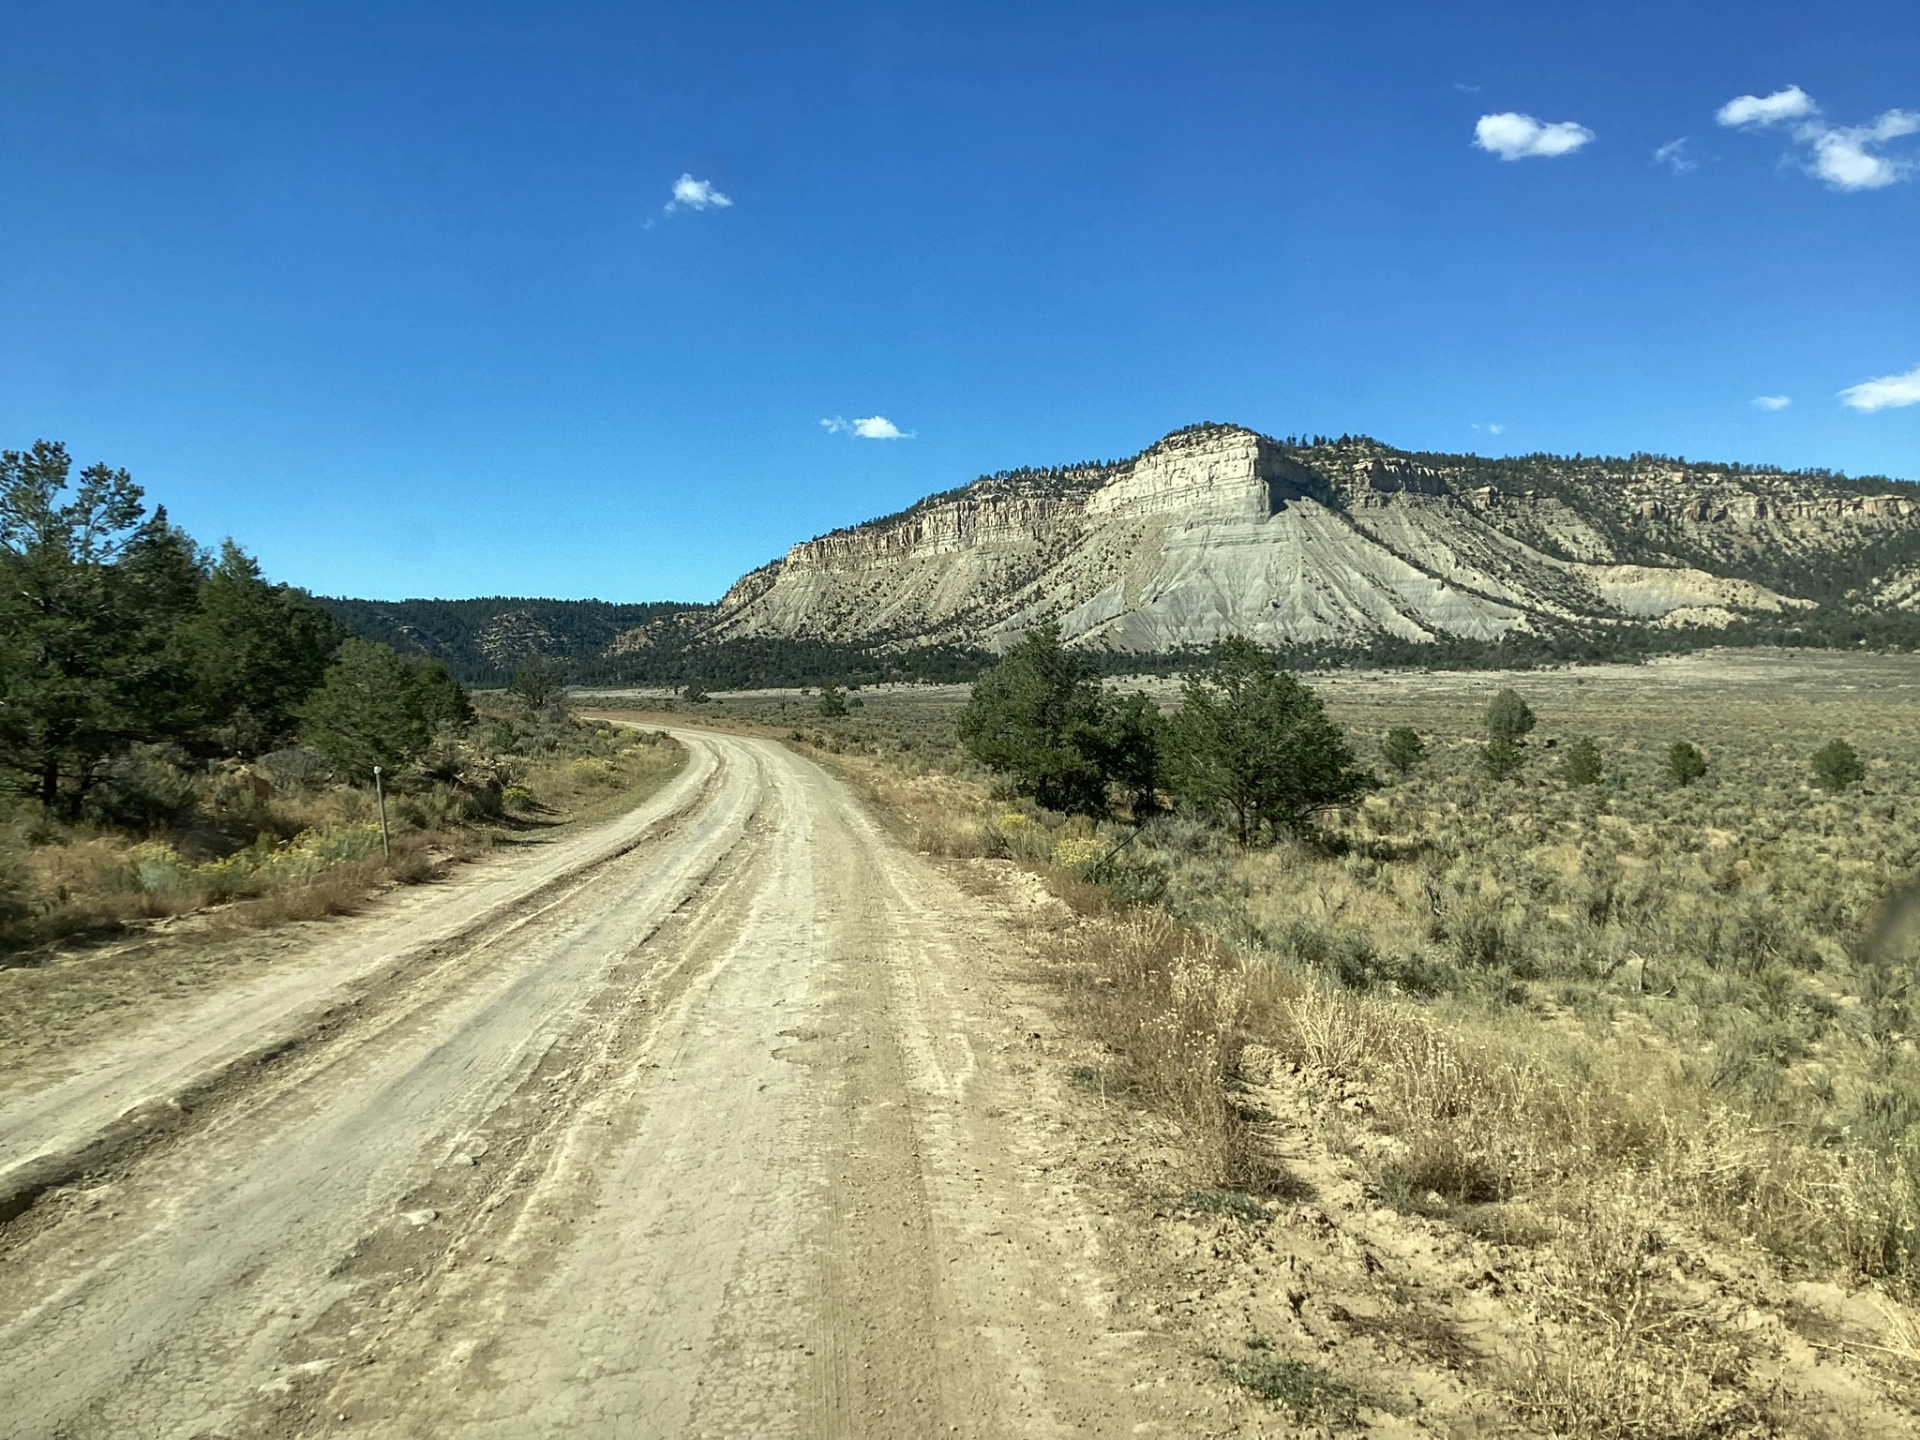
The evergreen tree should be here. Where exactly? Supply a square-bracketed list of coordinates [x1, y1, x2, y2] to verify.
[1481, 688, 1536, 781]
[0, 442, 205, 814]
[1382, 726, 1426, 775]
[958, 625, 1114, 816]
[1485, 689, 1536, 743]
[958, 625, 1158, 819]
[1560, 736, 1604, 786]
[300, 638, 470, 778]
[182, 541, 340, 751]
[1812, 739, 1865, 793]
[817, 681, 848, 718]
[507, 655, 567, 711]
[1668, 741, 1708, 786]
[1163, 637, 1373, 843]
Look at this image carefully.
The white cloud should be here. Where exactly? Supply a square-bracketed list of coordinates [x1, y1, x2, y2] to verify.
[1653, 137, 1697, 174]
[1453, 82, 1482, 94]
[821, 415, 914, 439]
[1471, 422, 1506, 435]
[1751, 395, 1792, 411]
[664, 173, 732, 213]
[1716, 85, 1817, 129]
[1839, 365, 1920, 413]
[1716, 87, 1918, 191]
[1804, 110, 1920, 190]
[1474, 112, 1595, 161]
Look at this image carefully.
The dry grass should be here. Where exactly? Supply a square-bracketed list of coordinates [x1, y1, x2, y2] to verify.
[761, 654, 1920, 1436]
[0, 705, 684, 961]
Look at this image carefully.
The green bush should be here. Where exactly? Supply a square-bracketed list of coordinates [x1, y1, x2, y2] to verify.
[1669, 740, 1708, 786]
[1812, 738, 1865, 792]
[958, 625, 1157, 818]
[507, 656, 567, 710]
[1382, 726, 1426, 775]
[1560, 736, 1604, 786]
[300, 638, 472, 780]
[1481, 737, 1526, 780]
[1163, 638, 1373, 843]
[1486, 688, 1537, 743]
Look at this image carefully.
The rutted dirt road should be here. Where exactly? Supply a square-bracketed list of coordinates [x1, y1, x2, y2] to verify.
[0, 730, 1205, 1439]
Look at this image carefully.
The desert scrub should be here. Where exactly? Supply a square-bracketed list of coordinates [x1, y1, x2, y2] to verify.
[788, 664, 1920, 1306]
[0, 701, 682, 958]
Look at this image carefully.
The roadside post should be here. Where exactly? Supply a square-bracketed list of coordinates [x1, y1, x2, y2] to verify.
[373, 764, 392, 862]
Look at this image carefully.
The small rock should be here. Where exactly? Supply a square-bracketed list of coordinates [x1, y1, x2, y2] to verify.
[402, 1209, 438, 1227]
[449, 1153, 477, 1168]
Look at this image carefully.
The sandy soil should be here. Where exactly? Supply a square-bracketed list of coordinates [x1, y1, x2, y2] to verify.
[0, 730, 1234, 1438]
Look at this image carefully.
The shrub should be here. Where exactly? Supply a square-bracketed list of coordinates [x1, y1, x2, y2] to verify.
[817, 681, 848, 718]
[1383, 726, 1427, 775]
[1811, 738, 1864, 792]
[507, 656, 566, 710]
[300, 638, 471, 780]
[958, 625, 1157, 818]
[1668, 741, 1708, 786]
[1482, 737, 1526, 780]
[1486, 688, 1537, 743]
[1561, 736, 1605, 786]
[1163, 638, 1373, 843]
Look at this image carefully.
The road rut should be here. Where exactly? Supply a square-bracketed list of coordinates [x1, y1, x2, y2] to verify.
[0, 731, 1186, 1438]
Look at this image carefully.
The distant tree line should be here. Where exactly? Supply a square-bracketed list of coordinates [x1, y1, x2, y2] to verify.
[959, 634, 1877, 846]
[315, 595, 699, 687]
[0, 441, 469, 818]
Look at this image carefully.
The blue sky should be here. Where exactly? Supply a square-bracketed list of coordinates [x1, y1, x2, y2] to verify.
[2, 1, 1916, 602]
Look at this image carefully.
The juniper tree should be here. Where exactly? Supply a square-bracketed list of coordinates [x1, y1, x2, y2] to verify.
[1561, 736, 1604, 786]
[507, 655, 567, 711]
[957, 624, 1157, 819]
[300, 638, 470, 778]
[1812, 739, 1864, 793]
[1668, 741, 1708, 786]
[1163, 637, 1373, 844]
[1382, 727, 1426, 775]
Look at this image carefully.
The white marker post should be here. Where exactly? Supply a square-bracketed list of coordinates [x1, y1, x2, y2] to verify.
[373, 764, 392, 862]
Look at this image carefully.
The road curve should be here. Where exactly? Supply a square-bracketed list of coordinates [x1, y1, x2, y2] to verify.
[0, 730, 1181, 1438]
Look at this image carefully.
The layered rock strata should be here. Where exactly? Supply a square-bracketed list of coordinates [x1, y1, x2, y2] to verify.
[670, 424, 1916, 654]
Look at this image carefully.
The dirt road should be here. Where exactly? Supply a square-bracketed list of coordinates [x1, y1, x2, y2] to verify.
[0, 731, 1196, 1439]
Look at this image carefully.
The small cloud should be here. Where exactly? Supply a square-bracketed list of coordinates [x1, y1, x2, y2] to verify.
[1470, 422, 1506, 435]
[821, 415, 914, 439]
[1717, 88, 1918, 191]
[1804, 110, 1920, 191]
[1751, 395, 1792, 411]
[664, 173, 732, 214]
[1839, 365, 1920, 413]
[1654, 137, 1697, 174]
[1716, 85, 1817, 129]
[1473, 112, 1595, 161]
[1453, 82, 1482, 94]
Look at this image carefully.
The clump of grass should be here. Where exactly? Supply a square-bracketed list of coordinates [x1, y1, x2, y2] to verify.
[1206, 1343, 1360, 1426]
[1178, 1188, 1275, 1223]
[1500, 1333, 1752, 1440]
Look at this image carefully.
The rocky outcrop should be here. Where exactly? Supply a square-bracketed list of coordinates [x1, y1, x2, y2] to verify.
[685, 424, 1918, 654]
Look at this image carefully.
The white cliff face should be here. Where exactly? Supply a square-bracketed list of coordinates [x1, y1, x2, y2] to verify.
[687, 424, 1916, 654]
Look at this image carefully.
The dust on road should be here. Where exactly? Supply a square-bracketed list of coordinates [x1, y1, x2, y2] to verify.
[0, 731, 1207, 1438]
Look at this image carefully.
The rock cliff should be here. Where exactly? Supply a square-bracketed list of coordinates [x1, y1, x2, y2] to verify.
[675, 424, 1920, 655]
